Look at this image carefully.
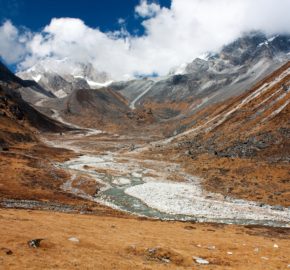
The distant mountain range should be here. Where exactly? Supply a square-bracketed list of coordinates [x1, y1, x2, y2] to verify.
[111, 32, 290, 119]
[1, 31, 289, 133]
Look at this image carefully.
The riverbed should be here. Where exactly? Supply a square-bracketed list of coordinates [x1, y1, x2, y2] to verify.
[49, 130, 290, 227]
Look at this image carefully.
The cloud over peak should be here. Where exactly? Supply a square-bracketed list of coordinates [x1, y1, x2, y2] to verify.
[1, 0, 290, 80]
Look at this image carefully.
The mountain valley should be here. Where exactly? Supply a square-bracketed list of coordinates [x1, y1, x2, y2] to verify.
[0, 32, 289, 269]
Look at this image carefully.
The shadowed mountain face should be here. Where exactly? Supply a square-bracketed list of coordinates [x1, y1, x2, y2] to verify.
[0, 61, 24, 86]
[0, 60, 56, 106]
[0, 61, 72, 149]
[63, 88, 131, 128]
[41, 86, 156, 133]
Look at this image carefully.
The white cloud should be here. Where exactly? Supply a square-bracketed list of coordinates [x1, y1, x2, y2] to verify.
[1, 0, 290, 79]
[135, 0, 161, 18]
[0, 20, 28, 64]
[118, 18, 126, 25]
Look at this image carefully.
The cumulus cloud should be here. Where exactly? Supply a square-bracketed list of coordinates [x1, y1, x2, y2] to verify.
[1, 0, 290, 79]
[135, 0, 161, 18]
[0, 20, 28, 64]
[118, 18, 126, 25]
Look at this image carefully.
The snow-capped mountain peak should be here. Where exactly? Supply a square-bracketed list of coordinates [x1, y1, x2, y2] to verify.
[17, 59, 112, 96]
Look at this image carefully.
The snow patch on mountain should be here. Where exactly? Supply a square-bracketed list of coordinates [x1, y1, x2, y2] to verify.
[86, 79, 113, 89]
[258, 35, 279, 47]
[32, 74, 41, 82]
[54, 89, 67, 98]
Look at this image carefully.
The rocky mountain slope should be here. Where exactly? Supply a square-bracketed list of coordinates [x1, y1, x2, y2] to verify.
[40, 87, 156, 132]
[0, 61, 71, 149]
[147, 61, 290, 206]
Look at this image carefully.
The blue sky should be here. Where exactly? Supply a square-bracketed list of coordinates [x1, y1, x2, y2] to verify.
[0, 0, 171, 34]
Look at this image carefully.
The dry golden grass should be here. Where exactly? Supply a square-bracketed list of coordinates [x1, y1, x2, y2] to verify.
[0, 208, 289, 270]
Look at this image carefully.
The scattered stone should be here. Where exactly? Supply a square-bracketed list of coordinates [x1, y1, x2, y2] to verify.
[1, 248, 13, 255]
[128, 244, 136, 250]
[227, 251, 233, 255]
[27, 239, 44, 248]
[282, 84, 289, 92]
[193, 256, 209, 265]
[148, 247, 157, 254]
[196, 244, 202, 248]
[132, 172, 142, 178]
[273, 244, 279, 248]
[254, 248, 259, 253]
[9, 104, 24, 120]
[0, 96, 8, 106]
[185, 149, 194, 157]
[112, 177, 131, 185]
[0, 139, 9, 151]
[184, 225, 196, 230]
[145, 247, 184, 265]
[161, 258, 170, 263]
[207, 245, 216, 250]
[261, 257, 269, 260]
[68, 237, 79, 243]
[271, 205, 284, 211]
